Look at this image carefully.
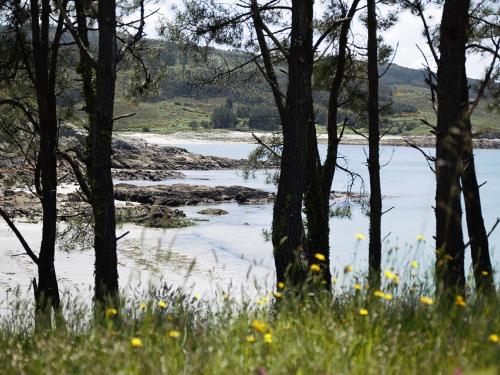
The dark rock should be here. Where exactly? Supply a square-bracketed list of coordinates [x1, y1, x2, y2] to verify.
[197, 208, 229, 215]
[114, 183, 273, 206]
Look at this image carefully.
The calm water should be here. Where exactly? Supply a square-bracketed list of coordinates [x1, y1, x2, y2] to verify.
[1, 140, 499, 310]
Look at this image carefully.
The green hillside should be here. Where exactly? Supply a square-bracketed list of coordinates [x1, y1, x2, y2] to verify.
[99, 42, 498, 137]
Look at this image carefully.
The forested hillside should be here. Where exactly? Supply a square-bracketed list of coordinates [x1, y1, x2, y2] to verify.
[105, 41, 498, 137]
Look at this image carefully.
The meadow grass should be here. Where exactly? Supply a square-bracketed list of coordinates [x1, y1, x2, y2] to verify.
[1, 284, 499, 374]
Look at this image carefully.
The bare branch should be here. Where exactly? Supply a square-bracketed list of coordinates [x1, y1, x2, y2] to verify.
[0, 209, 39, 265]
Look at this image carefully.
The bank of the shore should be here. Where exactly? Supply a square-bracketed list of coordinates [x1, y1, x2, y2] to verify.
[120, 130, 500, 149]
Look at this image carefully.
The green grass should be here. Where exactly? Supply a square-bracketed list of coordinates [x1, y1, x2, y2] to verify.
[1, 285, 499, 374]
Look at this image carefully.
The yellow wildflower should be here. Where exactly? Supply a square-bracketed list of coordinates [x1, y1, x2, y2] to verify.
[384, 270, 398, 281]
[344, 265, 353, 273]
[489, 334, 499, 343]
[130, 337, 142, 347]
[359, 308, 369, 316]
[355, 233, 365, 241]
[194, 293, 201, 301]
[374, 290, 385, 298]
[482, 271, 489, 276]
[354, 283, 362, 291]
[250, 319, 268, 333]
[139, 303, 146, 310]
[410, 260, 419, 269]
[278, 282, 285, 289]
[168, 330, 181, 338]
[246, 335, 256, 343]
[416, 234, 425, 241]
[263, 333, 273, 344]
[314, 253, 326, 262]
[455, 295, 466, 308]
[273, 291, 283, 299]
[419, 296, 434, 305]
[158, 300, 167, 309]
[310, 264, 321, 273]
[383, 293, 393, 301]
[105, 308, 118, 318]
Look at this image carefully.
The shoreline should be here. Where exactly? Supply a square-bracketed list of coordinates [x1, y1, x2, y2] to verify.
[120, 130, 500, 150]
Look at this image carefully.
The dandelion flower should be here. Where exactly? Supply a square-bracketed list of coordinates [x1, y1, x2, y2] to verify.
[416, 234, 425, 241]
[410, 261, 419, 269]
[168, 330, 181, 338]
[489, 334, 499, 343]
[310, 264, 321, 273]
[105, 308, 118, 318]
[419, 296, 433, 305]
[455, 295, 466, 308]
[374, 290, 385, 298]
[158, 300, 167, 309]
[359, 308, 368, 316]
[354, 283, 362, 291]
[246, 335, 256, 343]
[277, 282, 285, 289]
[383, 293, 393, 301]
[139, 303, 146, 310]
[355, 233, 365, 241]
[263, 333, 273, 344]
[130, 338, 142, 347]
[250, 319, 268, 333]
[314, 253, 326, 262]
[344, 265, 353, 273]
[384, 270, 397, 280]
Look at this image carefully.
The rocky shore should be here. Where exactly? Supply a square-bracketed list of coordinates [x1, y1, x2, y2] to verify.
[0, 132, 270, 229]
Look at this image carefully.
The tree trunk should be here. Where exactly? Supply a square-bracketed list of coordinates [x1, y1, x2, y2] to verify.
[462, 117, 495, 294]
[304, 120, 331, 288]
[91, 0, 119, 301]
[302, 0, 360, 290]
[435, 0, 469, 294]
[271, 0, 314, 287]
[367, 0, 382, 288]
[29, 0, 61, 317]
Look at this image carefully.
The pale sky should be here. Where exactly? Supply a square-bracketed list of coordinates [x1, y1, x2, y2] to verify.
[144, 1, 492, 79]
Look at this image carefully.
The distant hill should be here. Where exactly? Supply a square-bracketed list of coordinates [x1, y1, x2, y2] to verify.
[100, 41, 498, 137]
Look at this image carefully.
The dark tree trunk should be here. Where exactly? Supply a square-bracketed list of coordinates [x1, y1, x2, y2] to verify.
[435, 0, 469, 294]
[29, 0, 62, 316]
[303, 0, 360, 289]
[72, 0, 119, 302]
[92, 0, 119, 301]
[304, 120, 331, 288]
[367, 0, 382, 288]
[271, 0, 314, 286]
[462, 117, 495, 294]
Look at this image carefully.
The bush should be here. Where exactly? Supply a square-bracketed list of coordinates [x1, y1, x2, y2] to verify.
[248, 106, 281, 131]
[211, 106, 238, 129]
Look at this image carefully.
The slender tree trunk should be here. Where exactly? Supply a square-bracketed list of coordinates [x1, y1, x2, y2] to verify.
[435, 0, 469, 294]
[302, 0, 360, 289]
[462, 117, 495, 294]
[304, 120, 331, 288]
[91, 0, 119, 301]
[29, 0, 61, 318]
[367, 0, 382, 288]
[272, 0, 314, 287]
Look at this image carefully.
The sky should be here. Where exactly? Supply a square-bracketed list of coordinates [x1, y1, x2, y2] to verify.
[144, 1, 492, 79]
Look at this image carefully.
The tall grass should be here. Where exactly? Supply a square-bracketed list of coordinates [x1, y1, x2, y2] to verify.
[1, 283, 499, 374]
